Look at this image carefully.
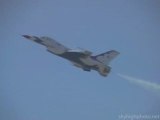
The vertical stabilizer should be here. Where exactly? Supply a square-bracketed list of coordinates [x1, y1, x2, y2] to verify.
[93, 50, 120, 65]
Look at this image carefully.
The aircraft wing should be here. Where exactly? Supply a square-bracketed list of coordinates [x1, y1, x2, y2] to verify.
[66, 49, 92, 57]
[39, 36, 70, 54]
[40, 36, 69, 50]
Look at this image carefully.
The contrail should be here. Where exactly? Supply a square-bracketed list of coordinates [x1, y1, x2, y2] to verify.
[117, 73, 160, 93]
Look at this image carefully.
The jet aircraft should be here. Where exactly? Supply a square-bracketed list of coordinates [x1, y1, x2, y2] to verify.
[23, 35, 120, 77]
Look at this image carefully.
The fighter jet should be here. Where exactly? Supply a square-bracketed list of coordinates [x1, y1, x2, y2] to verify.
[23, 35, 120, 77]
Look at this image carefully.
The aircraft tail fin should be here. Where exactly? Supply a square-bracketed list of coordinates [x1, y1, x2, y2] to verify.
[93, 50, 120, 65]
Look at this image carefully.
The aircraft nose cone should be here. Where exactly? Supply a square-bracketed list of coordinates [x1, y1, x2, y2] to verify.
[22, 35, 31, 39]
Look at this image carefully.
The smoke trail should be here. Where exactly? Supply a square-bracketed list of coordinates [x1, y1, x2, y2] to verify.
[117, 73, 160, 93]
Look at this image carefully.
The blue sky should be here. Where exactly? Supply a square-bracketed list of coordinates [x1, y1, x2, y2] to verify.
[1, 0, 160, 120]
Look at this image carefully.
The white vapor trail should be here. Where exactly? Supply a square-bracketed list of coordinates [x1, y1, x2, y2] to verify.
[117, 73, 160, 93]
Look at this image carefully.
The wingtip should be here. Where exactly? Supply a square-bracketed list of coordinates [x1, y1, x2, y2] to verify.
[111, 50, 120, 55]
[116, 51, 120, 55]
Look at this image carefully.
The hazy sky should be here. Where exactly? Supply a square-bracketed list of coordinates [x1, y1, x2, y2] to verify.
[1, 0, 160, 120]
